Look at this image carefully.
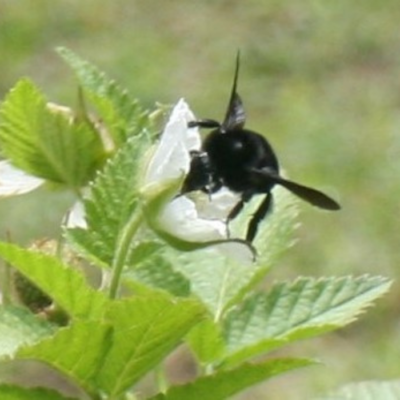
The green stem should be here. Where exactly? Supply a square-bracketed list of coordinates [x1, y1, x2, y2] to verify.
[108, 209, 143, 299]
[1, 261, 11, 306]
[2, 232, 13, 305]
[155, 363, 168, 394]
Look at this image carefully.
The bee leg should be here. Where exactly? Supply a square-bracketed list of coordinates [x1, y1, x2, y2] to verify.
[226, 192, 253, 238]
[246, 192, 273, 243]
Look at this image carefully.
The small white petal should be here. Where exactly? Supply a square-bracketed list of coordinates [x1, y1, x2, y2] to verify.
[65, 201, 87, 229]
[196, 188, 240, 220]
[158, 196, 227, 242]
[0, 161, 44, 197]
[145, 99, 201, 184]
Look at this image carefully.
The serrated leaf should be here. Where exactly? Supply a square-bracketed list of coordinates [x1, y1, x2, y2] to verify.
[150, 358, 313, 400]
[17, 320, 113, 397]
[0, 385, 77, 400]
[0, 79, 105, 188]
[222, 276, 392, 367]
[66, 135, 149, 267]
[317, 380, 400, 400]
[171, 187, 298, 318]
[172, 247, 255, 319]
[128, 240, 165, 266]
[57, 47, 150, 146]
[124, 242, 191, 297]
[0, 242, 108, 320]
[17, 295, 203, 397]
[95, 296, 204, 396]
[0, 306, 55, 358]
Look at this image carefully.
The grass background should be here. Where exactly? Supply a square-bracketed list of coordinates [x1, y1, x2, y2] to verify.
[1, 1, 400, 398]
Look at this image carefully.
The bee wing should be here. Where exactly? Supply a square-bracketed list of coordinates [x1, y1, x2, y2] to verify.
[276, 177, 341, 210]
[250, 168, 341, 211]
[222, 51, 246, 132]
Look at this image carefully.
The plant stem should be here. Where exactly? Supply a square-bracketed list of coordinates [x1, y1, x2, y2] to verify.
[108, 209, 143, 299]
[155, 363, 168, 394]
[2, 232, 13, 305]
[1, 261, 11, 305]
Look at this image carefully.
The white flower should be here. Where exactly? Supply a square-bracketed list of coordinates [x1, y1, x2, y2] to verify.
[145, 99, 254, 263]
[145, 99, 229, 241]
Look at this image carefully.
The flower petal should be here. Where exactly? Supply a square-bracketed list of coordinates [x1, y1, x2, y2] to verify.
[158, 196, 227, 242]
[196, 188, 240, 220]
[0, 161, 44, 197]
[145, 99, 201, 184]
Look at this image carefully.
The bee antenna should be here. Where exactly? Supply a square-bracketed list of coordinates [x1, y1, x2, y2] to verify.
[222, 50, 246, 130]
[227, 50, 240, 110]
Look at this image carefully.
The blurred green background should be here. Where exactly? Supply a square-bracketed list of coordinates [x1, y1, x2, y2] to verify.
[1, 1, 400, 399]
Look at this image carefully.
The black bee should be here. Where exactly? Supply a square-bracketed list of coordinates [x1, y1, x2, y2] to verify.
[181, 53, 340, 243]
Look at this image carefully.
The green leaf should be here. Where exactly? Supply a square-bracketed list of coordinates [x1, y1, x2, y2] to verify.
[317, 380, 400, 400]
[0, 242, 108, 320]
[172, 246, 256, 319]
[66, 135, 150, 267]
[150, 358, 313, 400]
[0, 306, 55, 358]
[57, 47, 150, 146]
[171, 187, 298, 318]
[95, 295, 204, 396]
[0, 78, 105, 188]
[233, 184, 299, 267]
[17, 293, 203, 398]
[222, 276, 392, 367]
[17, 320, 113, 398]
[186, 318, 225, 364]
[124, 241, 191, 297]
[0, 385, 77, 400]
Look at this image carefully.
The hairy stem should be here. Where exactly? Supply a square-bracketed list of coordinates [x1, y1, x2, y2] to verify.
[108, 209, 143, 299]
